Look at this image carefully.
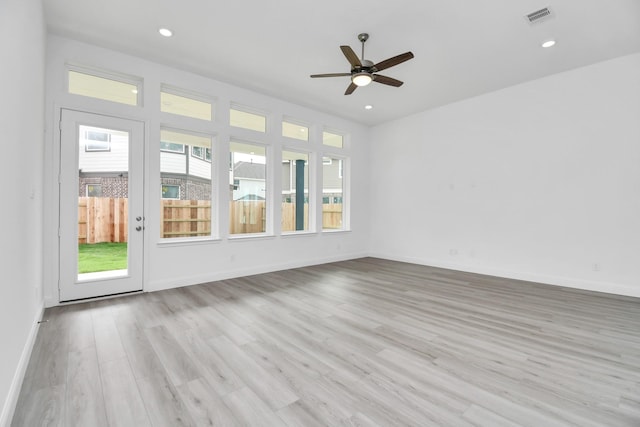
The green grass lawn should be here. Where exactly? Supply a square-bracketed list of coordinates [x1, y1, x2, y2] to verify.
[78, 242, 127, 274]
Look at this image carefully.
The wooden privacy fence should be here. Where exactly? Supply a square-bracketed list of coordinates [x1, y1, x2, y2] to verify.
[161, 199, 212, 238]
[321, 204, 343, 230]
[78, 197, 128, 244]
[79, 198, 343, 242]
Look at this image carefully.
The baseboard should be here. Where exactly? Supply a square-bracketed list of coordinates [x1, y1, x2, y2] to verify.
[368, 252, 640, 299]
[148, 251, 368, 293]
[0, 303, 45, 427]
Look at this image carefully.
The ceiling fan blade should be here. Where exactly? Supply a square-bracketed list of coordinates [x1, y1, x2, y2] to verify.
[373, 51, 414, 72]
[373, 74, 404, 87]
[310, 73, 352, 78]
[344, 83, 358, 95]
[340, 46, 362, 68]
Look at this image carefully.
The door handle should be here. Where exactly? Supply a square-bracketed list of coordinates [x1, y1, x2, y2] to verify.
[135, 226, 142, 231]
[136, 216, 142, 222]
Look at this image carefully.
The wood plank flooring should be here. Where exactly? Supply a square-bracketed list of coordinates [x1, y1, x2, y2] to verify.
[12, 258, 640, 426]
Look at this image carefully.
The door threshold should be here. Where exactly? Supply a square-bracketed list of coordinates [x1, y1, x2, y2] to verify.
[59, 289, 143, 305]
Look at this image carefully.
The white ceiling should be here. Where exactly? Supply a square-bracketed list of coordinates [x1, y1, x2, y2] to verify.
[44, 0, 640, 126]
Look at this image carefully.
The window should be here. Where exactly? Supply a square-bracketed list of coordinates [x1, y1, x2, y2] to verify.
[230, 106, 266, 132]
[84, 130, 111, 152]
[160, 129, 213, 239]
[322, 155, 345, 230]
[86, 184, 102, 197]
[191, 146, 212, 162]
[160, 87, 212, 121]
[161, 184, 180, 199]
[192, 146, 204, 159]
[282, 150, 309, 232]
[160, 141, 185, 153]
[230, 141, 267, 235]
[282, 120, 309, 141]
[68, 69, 140, 106]
[323, 131, 344, 148]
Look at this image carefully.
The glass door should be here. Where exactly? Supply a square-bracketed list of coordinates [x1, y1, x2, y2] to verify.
[59, 110, 144, 301]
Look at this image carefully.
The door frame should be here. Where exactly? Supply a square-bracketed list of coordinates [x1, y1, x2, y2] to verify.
[57, 108, 146, 302]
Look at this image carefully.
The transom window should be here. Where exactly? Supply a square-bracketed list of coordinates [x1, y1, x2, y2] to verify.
[68, 68, 140, 106]
[160, 86, 212, 121]
[282, 120, 309, 141]
[230, 106, 266, 133]
[323, 131, 344, 148]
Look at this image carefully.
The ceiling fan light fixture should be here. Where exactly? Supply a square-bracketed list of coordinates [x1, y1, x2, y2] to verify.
[352, 72, 373, 87]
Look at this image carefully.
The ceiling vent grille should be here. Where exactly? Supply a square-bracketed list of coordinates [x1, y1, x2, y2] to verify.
[526, 7, 552, 24]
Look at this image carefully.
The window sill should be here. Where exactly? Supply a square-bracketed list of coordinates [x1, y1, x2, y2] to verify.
[321, 229, 351, 235]
[157, 237, 221, 247]
[228, 233, 276, 242]
[281, 231, 317, 238]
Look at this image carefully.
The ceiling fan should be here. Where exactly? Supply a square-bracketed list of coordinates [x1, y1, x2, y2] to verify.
[310, 33, 414, 95]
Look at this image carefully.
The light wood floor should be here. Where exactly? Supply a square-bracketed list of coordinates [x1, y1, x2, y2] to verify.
[12, 258, 640, 426]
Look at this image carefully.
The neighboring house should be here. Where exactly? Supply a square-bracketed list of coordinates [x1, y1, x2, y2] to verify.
[81, 134, 343, 204]
[231, 161, 266, 201]
[280, 157, 343, 204]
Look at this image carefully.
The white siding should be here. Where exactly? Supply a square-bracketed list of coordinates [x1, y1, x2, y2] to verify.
[160, 151, 186, 174]
[78, 129, 129, 172]
[189, 156, 211, 180]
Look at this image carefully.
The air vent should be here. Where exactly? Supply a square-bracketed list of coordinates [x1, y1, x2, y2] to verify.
[526, 7, 552, 24]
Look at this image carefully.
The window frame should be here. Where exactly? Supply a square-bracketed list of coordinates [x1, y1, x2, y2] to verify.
[321, 153, 348, 232]
[84, 130, 111, 152]
[229, 139, 269, 236]
[159, 127, 216, 241]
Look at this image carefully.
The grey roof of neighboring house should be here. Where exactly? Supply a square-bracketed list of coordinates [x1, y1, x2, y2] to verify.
[234, 161, 265, 180]
[236, 194, 266, 201]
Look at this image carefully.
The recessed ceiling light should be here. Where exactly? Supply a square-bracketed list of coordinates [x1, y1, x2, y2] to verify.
[542, 40, 556, 48]
[158, 28, 173, 37]
[364, 105, 373, 110]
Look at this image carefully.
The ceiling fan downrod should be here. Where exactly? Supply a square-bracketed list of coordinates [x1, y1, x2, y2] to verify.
[358, 33, 369, 61]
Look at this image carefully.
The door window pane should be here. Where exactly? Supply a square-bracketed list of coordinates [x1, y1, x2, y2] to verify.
[77, 125, 129, 276]
[160, 129, 213, 239]
[322, 156, 345, 230]
[230, 142, 267, 234]
[281, 151, 309, 232]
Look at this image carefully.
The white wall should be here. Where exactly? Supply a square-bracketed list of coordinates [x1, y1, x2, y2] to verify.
[370, 53, 640, 297]
[44, 36, 370, 304]
[0, 0, 46, 424]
